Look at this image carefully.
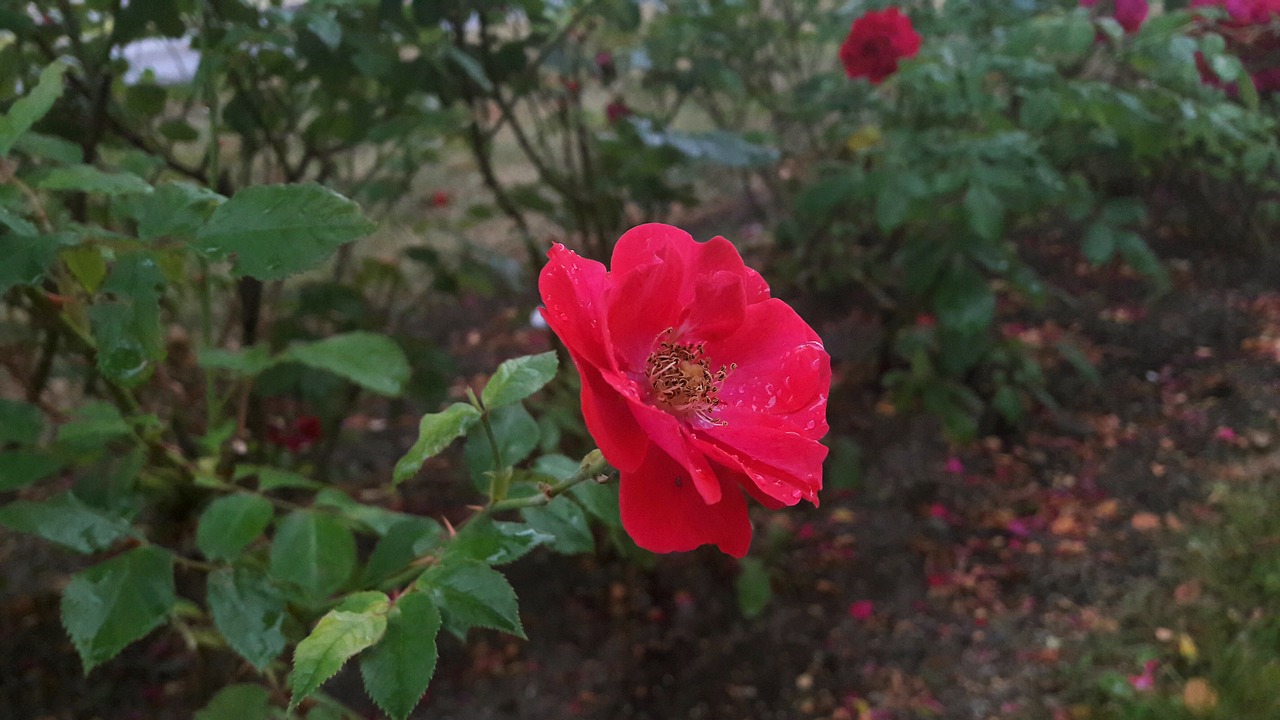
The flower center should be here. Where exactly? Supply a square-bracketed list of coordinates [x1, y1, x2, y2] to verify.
[644, 330, 735, 425]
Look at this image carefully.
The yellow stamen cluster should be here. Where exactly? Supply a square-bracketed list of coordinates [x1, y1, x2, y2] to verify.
[645, 330, 735, 424]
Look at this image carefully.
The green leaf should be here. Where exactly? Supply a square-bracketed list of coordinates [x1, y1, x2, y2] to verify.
[61, 546, 175, 672]
[56, 401, 133, 453]
[0, 234, 67, 294]
[1081, 223, 1116, 264]
[393, 403, 481, 484]
[418, 560, 523, 639]
[992, 384, 1024, 425]
[197, 493, 274, 561]
[0, 205, 37, 235]
[963, 184, 1004, 242]
[62, 245, 108, 293]
[736, 557, 771, 619]
[207, 567, 287, 671]
[280, 332, 410, 396]
[0, 398, 42, 444]
[875, 180, 911, 233]
[289, 592, 390, 708]
[236, 464, 322, 492]
[1056, 340, 1101, 385]
[89, 252, 167, 386]
[37, 165, 152, 195]
[481, 351, 557, 410]
[0, 493, 132, 553]
[629, 119, 779, 168]
[1101, 197, 1147, 226]
[305, 12, 343, 49]
[270, 511, 356, 600]
[0, 60, 68, 157]
[567, 480, 622, 530]
[314, 489, 414, 536]
[194, 183, 376, 280]
[521, 495, 594, 555]
[362, 517, 445, 585]
[158, 119, 200, 142]
[463, 403, 539, 484]
[1115, 232, 1169, 290]
[194, 684, 272, 720]
[13, 131, 82, 164]
[125, 83, 166, 117]
[932, 263, 994, 337]
[133, 182, 224, 241]
[443, 45, 494, 92]
[0, 450, 62, 491]
[197, 346, 274, 377]
[359, 592, 441, 720]
[449, 515, 551, 566]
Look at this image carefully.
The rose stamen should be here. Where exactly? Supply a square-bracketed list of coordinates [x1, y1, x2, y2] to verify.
[644, 329, 735, 425]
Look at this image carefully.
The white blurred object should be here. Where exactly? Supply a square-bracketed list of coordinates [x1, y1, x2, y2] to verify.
[529, 309, 548, 330]
[119, 37, 200, 85]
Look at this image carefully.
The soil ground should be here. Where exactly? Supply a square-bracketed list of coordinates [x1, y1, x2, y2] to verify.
[2, 228, 1279, 719]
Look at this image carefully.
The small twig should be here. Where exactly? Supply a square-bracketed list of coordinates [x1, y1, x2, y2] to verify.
[489, 449, 611, 512]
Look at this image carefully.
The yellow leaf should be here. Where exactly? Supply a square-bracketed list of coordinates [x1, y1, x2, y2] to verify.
[1179, 633, 1199, 663]
[846, 125, 883, 153]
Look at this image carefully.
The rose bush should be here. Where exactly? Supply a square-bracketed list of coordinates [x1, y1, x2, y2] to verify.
[839, 7, 922, 84]
[539, 224, 830, 557]
[1193, 0, 1280, 93]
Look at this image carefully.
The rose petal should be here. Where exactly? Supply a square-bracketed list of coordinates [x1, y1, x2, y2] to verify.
[606, 248, 687, 371]
[610, 223, 697, 278]
[576, 361, 648, 473]
[620, 443, 751, 557]
[681, 270, 747, 341]
[695, 412, 827, 505]
[622, 393, 722, 505]
[539, 244, 613, 370]
[687, 235, 770, 304]
[705, 298, 830, 437]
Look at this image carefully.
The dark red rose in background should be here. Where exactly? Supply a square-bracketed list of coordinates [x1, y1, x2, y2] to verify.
[430, 190, 451, 208]
[1081, 0, 1149, 34]
[539, 224, 830, 557]
[267, 415, 322, 453]
[839, 7, 922, 84]
[595, 51, 617, 84]
[605, 98, 633, 124]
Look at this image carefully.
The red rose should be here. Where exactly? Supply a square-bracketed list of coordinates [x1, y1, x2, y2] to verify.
[430, 190, 451, 208]
[539, 224, 830, 557]
[839, 8, 922, 84]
